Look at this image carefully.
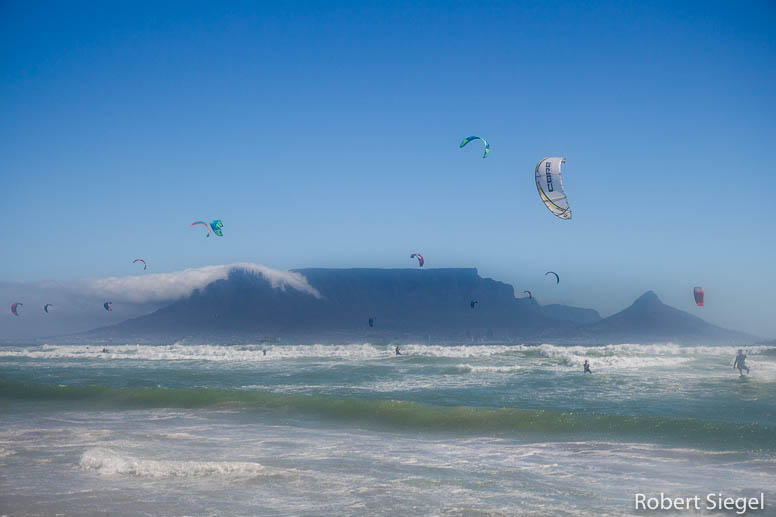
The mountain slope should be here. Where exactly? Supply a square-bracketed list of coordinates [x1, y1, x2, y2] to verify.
[579, 291, 754, 344]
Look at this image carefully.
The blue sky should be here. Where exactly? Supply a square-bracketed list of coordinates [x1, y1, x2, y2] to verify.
[1, 1, 775, 337]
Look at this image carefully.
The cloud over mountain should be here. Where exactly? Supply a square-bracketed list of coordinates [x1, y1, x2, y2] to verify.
[81, 263, 321, 304]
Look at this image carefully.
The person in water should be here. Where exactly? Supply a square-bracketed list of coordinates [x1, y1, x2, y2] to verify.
[583, 360, 592, 374]
[733, 349, 750, 376]
[395, 346, 401, 356]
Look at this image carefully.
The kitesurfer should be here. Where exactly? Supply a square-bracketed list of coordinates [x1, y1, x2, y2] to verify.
[395, 346, 401, 356]
[583, 360, 592, 374]
[733, 349, 749, 376]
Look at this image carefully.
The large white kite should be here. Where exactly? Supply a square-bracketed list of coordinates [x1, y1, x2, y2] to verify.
[535, 157, 571, 220]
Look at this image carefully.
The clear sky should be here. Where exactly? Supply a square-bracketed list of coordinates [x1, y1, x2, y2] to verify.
[1, 1, 775, 337]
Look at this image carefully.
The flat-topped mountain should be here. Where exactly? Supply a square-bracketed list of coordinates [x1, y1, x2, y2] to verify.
[84, 268, 572, 341]
[83, 268, 754, 344]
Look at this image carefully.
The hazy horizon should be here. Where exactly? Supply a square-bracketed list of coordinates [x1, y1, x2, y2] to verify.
[0, 262, 768, 340]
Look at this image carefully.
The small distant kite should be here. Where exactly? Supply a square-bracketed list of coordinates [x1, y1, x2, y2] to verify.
[545, 271, 560, 284]
[368, 317, 375, 328]
[459, 136, 490, 158]
[535, 157, 571, 220]
[103, 301, 113, 312]
[133, 258, 147, 270]
[410, 253, 424, 267]
[523, 290, 533, 299]
[11, 302, 22, 316]
[44, 303, 53, 314]
[693, 287, 704, 307]
[470, 300, 479, 309]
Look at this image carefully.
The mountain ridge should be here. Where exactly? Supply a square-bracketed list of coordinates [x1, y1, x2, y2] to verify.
[82, 268, 755, 344]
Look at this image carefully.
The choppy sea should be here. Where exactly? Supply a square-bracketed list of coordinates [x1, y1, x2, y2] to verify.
[1, 341, 774, 516]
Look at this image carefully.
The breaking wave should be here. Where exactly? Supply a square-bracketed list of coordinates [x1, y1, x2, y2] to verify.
[2, 342, 772, 365]
[79, 447, 287, 479]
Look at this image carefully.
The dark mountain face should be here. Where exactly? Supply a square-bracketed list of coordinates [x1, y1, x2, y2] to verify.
[83, 269, 753, 344]
[89, 268, 571, 341]
[291, 268, 551, 332]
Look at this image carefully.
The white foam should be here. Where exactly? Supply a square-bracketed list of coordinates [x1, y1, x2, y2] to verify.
[525, 343, 776, 371]
[0, 343, 517, 362]
[398, 344, 516, 358]
[537, 343, 775, 357]
[1, 343, 773, 376]
[532, 345, 693, 370]
[154, 432, 197, 440]
[79, 447, 286, 479]
[456, 364, 524, 373]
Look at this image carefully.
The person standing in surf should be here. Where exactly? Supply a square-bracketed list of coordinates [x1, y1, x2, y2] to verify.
[583, 360, 592, 374]
[733, 349, 750, 376]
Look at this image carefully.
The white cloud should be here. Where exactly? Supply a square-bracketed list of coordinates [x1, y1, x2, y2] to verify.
[0, 264, 320, 338]
[81, 263, 320, 304]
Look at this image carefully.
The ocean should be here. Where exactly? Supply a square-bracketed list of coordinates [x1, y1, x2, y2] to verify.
[1, 341, 774, 516]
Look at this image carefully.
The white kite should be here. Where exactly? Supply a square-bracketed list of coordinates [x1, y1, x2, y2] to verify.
[535, 157, 571, 220]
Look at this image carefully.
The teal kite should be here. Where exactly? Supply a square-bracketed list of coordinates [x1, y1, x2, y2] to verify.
[459, 136, 490, 158]
[210, 220, 223, 237]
